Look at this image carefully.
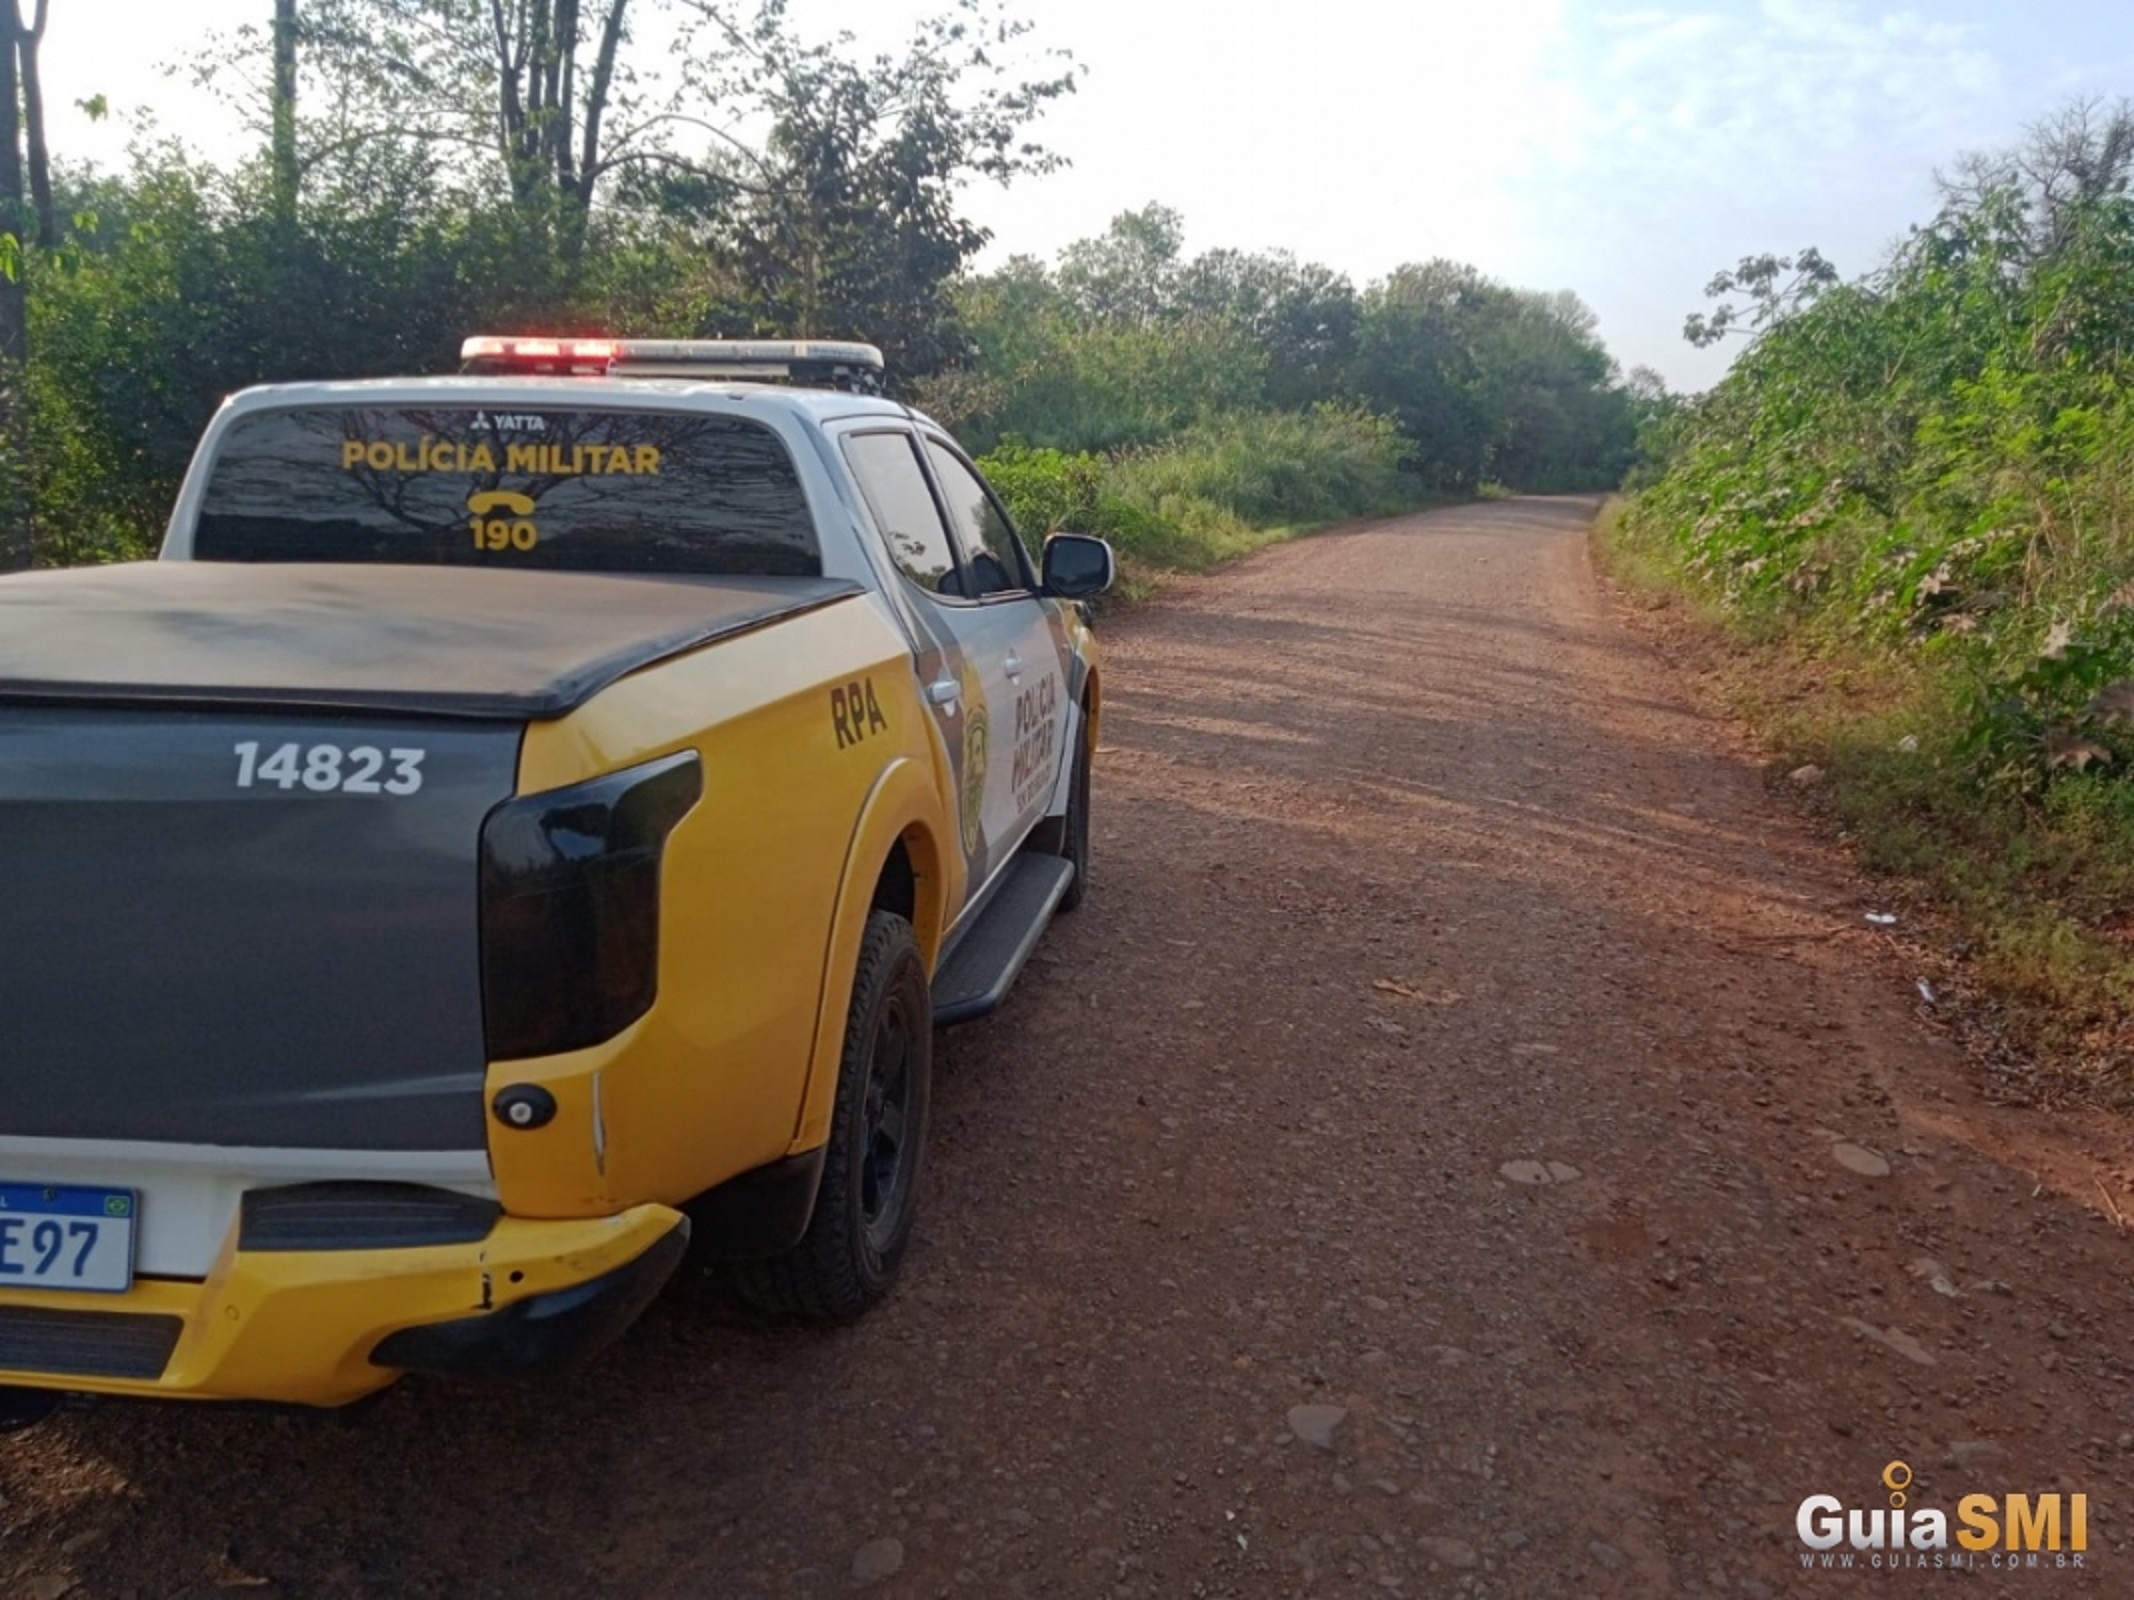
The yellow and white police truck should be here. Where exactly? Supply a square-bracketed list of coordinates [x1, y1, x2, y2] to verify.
[0, 336, 1112, 1417]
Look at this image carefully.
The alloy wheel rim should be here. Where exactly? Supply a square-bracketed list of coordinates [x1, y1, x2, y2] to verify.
[859, 994, 914, 1255]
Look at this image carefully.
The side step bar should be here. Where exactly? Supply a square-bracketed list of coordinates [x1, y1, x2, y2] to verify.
[932, 855, 1076, 1027]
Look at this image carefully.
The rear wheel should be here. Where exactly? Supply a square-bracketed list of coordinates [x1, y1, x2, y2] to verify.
[734, 911, 931, 1322]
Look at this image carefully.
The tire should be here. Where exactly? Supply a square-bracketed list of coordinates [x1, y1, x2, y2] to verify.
[1031, 701, 1092, 913]
[734, 911, 931, 1323]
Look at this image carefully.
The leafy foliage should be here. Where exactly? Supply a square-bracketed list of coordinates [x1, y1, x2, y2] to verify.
[938, 207, 1637, 491]
[978, 407, 1414, 579]
[1353, 261, 1635, 490]
[7, 12, 1639, 572]
[1104, 407, 1414, 530]
[30, 148, 550, 562]
[675, 0, 1079, 375]
[1618, 97, 2134, 1094]
[1628, 97, 2134, 793]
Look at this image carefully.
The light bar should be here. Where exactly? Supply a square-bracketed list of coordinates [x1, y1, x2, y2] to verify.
[458, 336, 885, 386]
[608, 339, 884, 371]
[459, 336, 620, 370]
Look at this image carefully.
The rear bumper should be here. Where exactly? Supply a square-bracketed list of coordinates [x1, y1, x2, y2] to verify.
[370, 1221, 688, 1378]
[0, 1204, 688, 1407]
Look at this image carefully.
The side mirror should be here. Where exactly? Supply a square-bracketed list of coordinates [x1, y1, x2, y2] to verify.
[1041, 533, 1115, 600]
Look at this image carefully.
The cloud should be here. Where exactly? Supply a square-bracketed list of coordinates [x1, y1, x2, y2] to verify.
[1490, 0, 2029, 388]
[1555, 1, 2001, 204]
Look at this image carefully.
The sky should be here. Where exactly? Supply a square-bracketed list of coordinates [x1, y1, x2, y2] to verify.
[41, 0, 2134, 391]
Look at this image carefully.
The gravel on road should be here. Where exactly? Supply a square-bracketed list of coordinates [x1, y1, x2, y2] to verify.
[4, 496, 2131, 1598]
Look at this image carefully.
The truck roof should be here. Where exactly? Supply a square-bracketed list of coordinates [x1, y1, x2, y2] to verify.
[215, 376, 922, 426]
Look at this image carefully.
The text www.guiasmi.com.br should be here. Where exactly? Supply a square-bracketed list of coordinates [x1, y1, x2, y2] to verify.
[1802, 1551, 2087, 1571]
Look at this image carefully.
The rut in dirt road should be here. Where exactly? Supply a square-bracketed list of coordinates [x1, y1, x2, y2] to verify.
[7, 496, 2133, 1599]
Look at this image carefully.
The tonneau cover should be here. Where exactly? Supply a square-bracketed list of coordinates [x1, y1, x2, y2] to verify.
[0, 562, 863, 719]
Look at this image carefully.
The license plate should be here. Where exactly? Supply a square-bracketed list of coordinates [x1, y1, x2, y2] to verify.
[0, 1185, 136, 1294]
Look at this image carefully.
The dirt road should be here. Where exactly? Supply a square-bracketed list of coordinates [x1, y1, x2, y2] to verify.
[8, 497, 2134, 1597]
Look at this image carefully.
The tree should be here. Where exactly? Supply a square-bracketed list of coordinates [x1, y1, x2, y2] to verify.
[1353, 263, 1633, 490]
[240, 0, 1072, 330]
[1353, 261, 1495, 487]
[1055, 204, 1183, 327]
[258, 0, 653, 271]
[1468, 289, 1627, 489]
[984, 211, 1363, 421]
[1683, 249, 1839, 347]
[0, 0, 51, 571]
[1174, 247, 1359, 410]
[687, 0, 1075, 380]
[270, 0, 297, 223]
[1938, 97, 2134, 263]
[945, 224, 1269, 455]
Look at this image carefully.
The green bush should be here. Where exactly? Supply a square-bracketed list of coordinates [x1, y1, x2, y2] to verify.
[1105, 406, 1414, 527]
[975, 444, 1108, 536]
[981, 405, 1419, 576]
[1623, 172, 2134, 795]
[1611, 103, 2134, 1095]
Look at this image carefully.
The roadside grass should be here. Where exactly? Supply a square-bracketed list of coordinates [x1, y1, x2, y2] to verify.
[1594, 500, 2134, 1106]
[981, 406, 1430, 596]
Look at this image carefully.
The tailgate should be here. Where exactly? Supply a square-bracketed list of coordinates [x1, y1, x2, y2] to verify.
[0, 707, 520, 1152]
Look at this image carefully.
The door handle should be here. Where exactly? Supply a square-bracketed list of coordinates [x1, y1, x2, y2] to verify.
[1003, 651, 1023, 682]
[926, 678, 960, 706]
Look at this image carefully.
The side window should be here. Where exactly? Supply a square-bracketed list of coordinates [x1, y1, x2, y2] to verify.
[925, 442, 1032, 598]
[843, 431, 962, 595]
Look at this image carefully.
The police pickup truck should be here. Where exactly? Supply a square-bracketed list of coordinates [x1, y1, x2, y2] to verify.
[0, 336, 1111, 1416]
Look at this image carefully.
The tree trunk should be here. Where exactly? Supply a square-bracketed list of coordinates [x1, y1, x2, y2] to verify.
[270, 0, 298, 224]
[524, 0, 550, 178]
[488, 0, 539, 208]
[552, 0, 578, 190]
[0, 2, 29, 572]
[481, 0, 622, 272]
[562, 0, 626, 269]
[20, 0, 49, 247]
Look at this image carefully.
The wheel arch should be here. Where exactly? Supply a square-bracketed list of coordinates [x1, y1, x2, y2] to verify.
[788, 757, 953, 1157]
[869, 823, 950, 962]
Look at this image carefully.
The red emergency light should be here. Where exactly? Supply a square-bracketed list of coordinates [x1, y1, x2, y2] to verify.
[459, 336, 618, 373]
[457, 336, 886, 392]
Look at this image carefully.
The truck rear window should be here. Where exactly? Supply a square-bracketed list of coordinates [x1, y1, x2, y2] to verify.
[192, 406, 822, 577]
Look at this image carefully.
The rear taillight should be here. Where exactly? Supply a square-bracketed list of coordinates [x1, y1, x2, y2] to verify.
[478, 751, 703, 1061]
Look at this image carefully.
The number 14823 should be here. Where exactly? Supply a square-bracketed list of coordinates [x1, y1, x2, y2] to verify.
[233, 741, 427, 795]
